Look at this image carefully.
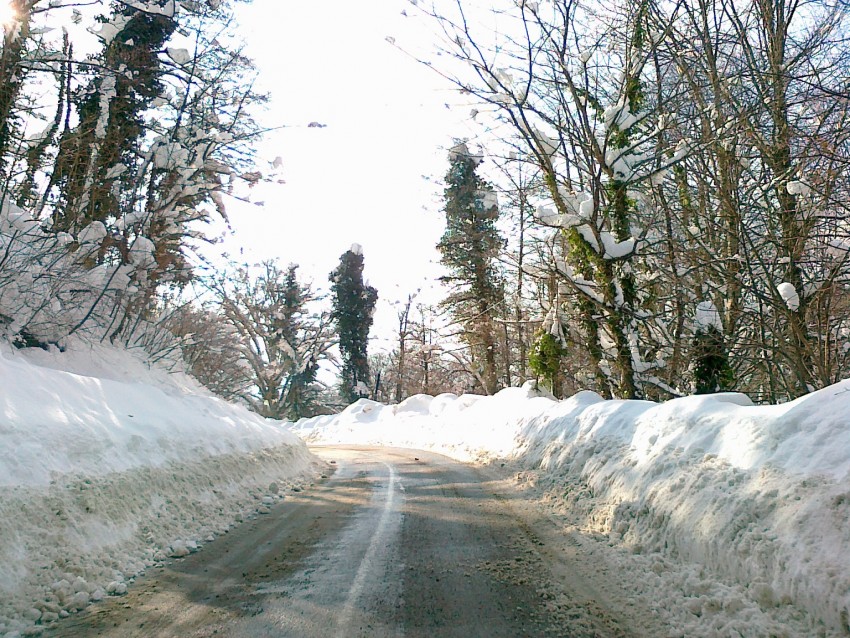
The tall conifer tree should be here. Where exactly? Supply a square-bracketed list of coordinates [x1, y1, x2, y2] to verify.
[53, 2, 177, 233]
[438, 142, 504, 395]
[329, 245, 378, 403]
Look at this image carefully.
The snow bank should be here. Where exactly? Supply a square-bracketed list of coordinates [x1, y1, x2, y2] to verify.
[293, 385, 553, 462]
[299, 380, 850, 636]
[0, 341, 316, 635]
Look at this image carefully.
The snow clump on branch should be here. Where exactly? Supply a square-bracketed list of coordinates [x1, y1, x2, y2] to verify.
[786, 180, 811, 196]
[777, 282, 800, 311]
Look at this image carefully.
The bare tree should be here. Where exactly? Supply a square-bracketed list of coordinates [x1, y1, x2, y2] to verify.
[417, 0, 850, 400]
[214, 261, 336, 420]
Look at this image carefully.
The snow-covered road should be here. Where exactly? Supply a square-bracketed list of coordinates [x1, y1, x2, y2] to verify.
[47, 446, 661, 637]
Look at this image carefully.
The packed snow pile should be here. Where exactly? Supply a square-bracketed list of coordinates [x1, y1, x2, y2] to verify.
[0, 339, 317, 636]
[295, 385, 554, 462]
[297, 380, 850, 637]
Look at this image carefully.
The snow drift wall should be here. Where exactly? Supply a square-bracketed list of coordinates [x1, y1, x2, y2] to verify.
[0, 343, 317, 635]
[297, 381, 850, 635]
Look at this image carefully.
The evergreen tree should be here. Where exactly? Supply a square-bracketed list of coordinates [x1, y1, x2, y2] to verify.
[528, 330, 567, 397]
[0, 0, 33, 175]
[329, 245, 378, 403]
[692, 325, 734, 395]
[53, 2, 178, 233]
[691, 302, 733, 394]
[437, 142, 504, 395]
[278, 265, 325, 418]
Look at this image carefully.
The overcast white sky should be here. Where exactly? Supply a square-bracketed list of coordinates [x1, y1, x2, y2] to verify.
[211, 0, 481, 350]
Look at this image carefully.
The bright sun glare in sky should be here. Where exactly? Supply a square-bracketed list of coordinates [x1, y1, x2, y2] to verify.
[0, 2, 16, 26]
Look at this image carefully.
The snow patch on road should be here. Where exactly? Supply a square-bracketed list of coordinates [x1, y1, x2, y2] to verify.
[336, 461, 401, 636]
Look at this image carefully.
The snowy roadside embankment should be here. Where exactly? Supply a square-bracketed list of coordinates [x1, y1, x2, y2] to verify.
[296, 382, 850, 637]
[0, 341, 317, 637]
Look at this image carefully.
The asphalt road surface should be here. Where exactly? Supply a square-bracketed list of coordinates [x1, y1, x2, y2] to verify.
[48, 446, 652, 637]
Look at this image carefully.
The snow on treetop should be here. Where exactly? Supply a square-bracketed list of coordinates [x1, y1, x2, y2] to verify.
[480, 190, 498, 210]
[603, 99, 638, 131]
[125, 0, 177, 17]
[448, 142, 468, 160]
[153, 140, 190, 170]
[89, 13, 131, 44]
[534, 205, 560, 226]
[129, 236, 156, 268]
[105, 163, 128, 180]
[532, 128, 559, 157]
[1, 199, 41, 234]
[350, 243, 363, 256]
[78, 221, 108, 244]
[448, 142, 483, 165]
[534, 189, 595, 229]
[116, 211, 147, 231]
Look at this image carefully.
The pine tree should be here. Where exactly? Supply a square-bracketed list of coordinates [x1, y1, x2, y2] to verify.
[692, 325, 733, 395]
[437, 142, 504, 395]
[528, 330, 567, 397]
[690, 302, 733, 394]
[0, 0, 34, 175]
[329, 245, 378, 404]
[278, 265, 325, 418]
[52, 2, 178, 233]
